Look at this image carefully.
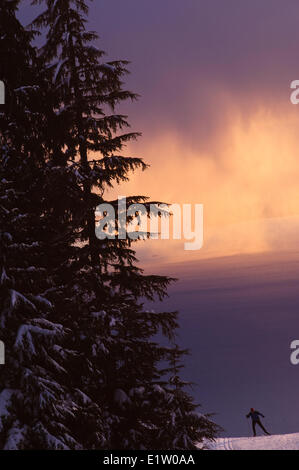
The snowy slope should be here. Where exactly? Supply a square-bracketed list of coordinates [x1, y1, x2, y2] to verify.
[209, 433, 299, 450]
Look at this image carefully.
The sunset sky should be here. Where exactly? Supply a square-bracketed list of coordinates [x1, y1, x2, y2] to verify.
[19, 0, 299, 436]
[21, 0, 299, 259]
[92, 0, 299, 263]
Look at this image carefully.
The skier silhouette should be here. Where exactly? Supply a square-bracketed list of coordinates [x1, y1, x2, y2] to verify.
[246, 408, 270, 437]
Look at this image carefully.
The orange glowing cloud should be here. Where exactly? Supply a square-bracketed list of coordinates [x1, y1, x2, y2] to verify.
[106, 101, 299, 265]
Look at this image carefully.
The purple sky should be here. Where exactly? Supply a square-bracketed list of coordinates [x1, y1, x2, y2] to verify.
[91, 0, 299, 155]
[20, 0, 299, 146]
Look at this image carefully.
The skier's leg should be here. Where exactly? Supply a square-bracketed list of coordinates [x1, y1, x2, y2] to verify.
[252, 421, 256, 437]
[257, 420, 270, 435]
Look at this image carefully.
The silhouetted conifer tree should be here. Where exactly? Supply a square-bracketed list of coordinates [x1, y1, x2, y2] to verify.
[0, 0, 220, 449]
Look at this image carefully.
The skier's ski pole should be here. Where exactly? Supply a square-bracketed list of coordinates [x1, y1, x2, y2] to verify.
[246, 418, 251, 435]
